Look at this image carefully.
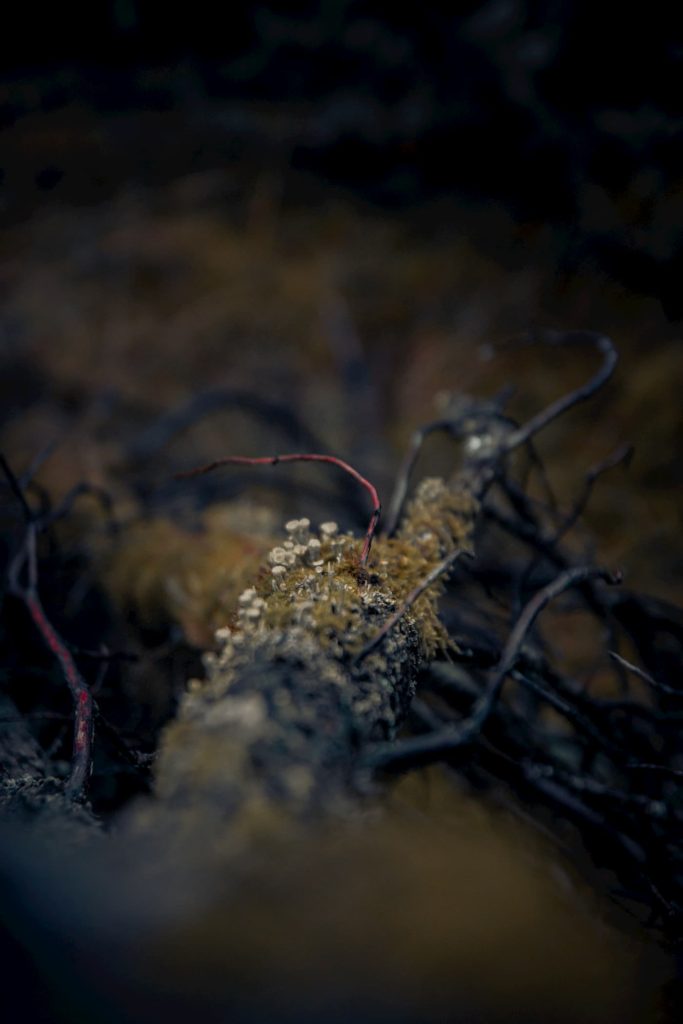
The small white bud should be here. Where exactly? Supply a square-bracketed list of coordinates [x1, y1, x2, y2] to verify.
[268, 547, 288, 565]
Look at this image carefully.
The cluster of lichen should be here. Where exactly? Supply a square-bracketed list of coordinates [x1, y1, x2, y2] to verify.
[189, 477, 475, 687]
[144, 475, 477, 822]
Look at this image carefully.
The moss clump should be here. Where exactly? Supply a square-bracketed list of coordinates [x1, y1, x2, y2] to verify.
[153, 477, 477, 828]
[102, 501, 277, 646]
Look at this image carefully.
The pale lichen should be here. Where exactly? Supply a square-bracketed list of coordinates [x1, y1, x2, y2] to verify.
[155, 476, 477, 829]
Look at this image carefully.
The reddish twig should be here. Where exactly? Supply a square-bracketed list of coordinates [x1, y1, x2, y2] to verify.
[175, 453, 381, 567]
[22, 582, 94, 796]
[2, 454, 94, 797]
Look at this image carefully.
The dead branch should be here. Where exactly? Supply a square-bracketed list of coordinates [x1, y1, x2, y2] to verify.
[1, 455, 94, 798]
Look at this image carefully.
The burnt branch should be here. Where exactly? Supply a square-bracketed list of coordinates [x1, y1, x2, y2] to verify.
[503, 331, 618, 452]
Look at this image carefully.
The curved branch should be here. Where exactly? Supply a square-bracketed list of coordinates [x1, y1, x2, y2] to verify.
[176, 452, 381, 566]
[504, 331, 618, 452]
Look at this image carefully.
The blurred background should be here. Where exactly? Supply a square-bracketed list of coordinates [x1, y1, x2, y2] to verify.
[1, 3, 682, 1022]
[1, 0, 681, 594]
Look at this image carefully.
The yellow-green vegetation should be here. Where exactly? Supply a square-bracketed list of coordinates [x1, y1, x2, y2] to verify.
[239, 476, 477, 664]
[103, 501, 278, 646]
[153, 476, 476, 822]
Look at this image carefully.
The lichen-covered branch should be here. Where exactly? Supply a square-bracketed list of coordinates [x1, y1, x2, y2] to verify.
[155, 479, 477, 828]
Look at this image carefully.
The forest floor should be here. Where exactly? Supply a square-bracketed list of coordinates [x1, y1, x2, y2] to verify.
[1, 102, 682, 1023]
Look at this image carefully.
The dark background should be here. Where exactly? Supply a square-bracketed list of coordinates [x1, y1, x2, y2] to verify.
[1, 7, 683, 1022]
[2, 1, 682, 315]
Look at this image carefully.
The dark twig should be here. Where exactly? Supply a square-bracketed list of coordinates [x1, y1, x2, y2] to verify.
[16, 439, 60, 490]
[625, 764, 683, 779]
[609, 651, 682, 697]
[9, 552, 94, 796]
[387, 332, 617, 537]
[523, 439, 560, 518]
[504, 332, 618, 452]
[128, 388, 328, 464]
[354, 547, 472, 664]
[1, 452, 32, 520]
[509, 669, 624, 758]
[42, 481, 118, 533]
[384, 419, 457, 537]
[477, 565, 622, 716]
[368, 566, 622, 771]
[553, 443, 633, 544]
[68, 644, 139, 664]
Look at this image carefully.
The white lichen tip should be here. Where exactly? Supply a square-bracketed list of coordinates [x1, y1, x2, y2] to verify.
[214, 626, 233, 643]
[268, 547, 289, 566]
[238, 588, 258, 605]
[271, 565, 288, 590]
[285, 518, 311, 543]
[320, 521, 339, 537]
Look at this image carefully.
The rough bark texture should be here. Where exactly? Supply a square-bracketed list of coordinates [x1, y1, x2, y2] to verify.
[152, 478, 476, 835]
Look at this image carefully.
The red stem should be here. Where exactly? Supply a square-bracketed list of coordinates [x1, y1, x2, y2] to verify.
[24, 591, 93, 796]
[176, 453, 381, 567]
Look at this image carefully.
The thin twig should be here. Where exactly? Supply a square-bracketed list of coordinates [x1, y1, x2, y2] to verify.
[18, 439, 60, 490]
[384, 419, 456, 536]
[0, 452, 32, 520]
[504, 331, 618, 452]
[175, 453, 381, 566]
[482, 565, 622, 715]
[128, 389, 328, 464]
[43, 481, 118, 532]
[609, 651, 681, 697]
[625, 764, 683, 779]
[553, 443, 633, 543]
[368, 566, 622, 770]
[523, 438, 560, 518]
[354, 548, 472, 664]
[1, 454, 94, 797]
